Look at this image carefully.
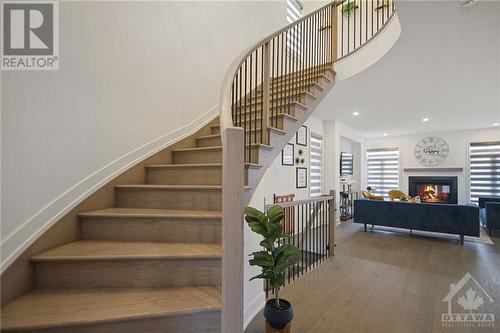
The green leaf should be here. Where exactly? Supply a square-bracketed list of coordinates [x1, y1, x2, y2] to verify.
[269, 211, 284, 223]
[244, 206, 261, 218]
[247, 222, 268, 237]
[275, 245, 300, 271]
[249, 272, 272, 281]
[249, 251, 274, 267]
[267, 205, 283, 218]
[269, 273, 285, 289]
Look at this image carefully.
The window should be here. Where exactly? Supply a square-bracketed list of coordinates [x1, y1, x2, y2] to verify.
[310, 134, 323, 197]
[469, 141, 500, 203]
[286, 0, 303, 60]
[287, 0, 303, 23]
[366, 148, 400, 199]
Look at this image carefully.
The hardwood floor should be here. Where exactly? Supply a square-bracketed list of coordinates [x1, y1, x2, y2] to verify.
[245, 221, 500, 333]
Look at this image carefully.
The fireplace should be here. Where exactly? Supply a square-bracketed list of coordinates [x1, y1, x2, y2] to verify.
[408, 176, 458, 204]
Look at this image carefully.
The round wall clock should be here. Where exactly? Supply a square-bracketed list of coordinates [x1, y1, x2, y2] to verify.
[414, 136, 449, 166]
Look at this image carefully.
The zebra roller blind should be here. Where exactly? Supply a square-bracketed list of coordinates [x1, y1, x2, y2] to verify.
[469, 141, 500, 203]
[310, 134, 323, 197]
[286, 0, 303, 23]
[366, 148, 400, 198]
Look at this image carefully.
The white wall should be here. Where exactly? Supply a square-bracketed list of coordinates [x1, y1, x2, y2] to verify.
[244, 116, 324, 328]
[1, 1, 287, 268]
[323, 120, 364, 198]
[363, 128, 500, 204]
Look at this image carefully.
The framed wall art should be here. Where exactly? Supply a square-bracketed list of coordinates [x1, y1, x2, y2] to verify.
[296, 167, 307, 188]
[282, 143, 294, 166]
[296, 125, 307, 146]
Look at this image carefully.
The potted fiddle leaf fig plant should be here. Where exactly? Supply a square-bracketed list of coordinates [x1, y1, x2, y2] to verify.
[342, 0, 359, 16]
[244, 205, 301, 330]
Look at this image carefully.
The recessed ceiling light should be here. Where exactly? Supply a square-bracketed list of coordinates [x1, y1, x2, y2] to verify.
[422, 118, 430, 122]
[383, 133, 389, 136]
[493, 123, 499, 127]
[352, 111, 359, 116]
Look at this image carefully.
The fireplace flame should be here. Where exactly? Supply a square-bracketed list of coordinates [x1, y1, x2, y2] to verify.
[419, 184, 443, 202]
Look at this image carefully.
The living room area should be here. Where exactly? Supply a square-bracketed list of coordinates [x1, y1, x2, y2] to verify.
[357, 128, 499, 245]
[246, 0, 499, 330]
[246, 124, 500, 332]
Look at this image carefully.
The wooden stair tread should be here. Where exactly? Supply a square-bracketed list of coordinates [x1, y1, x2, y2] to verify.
[196, 127, 285, 140]
[235, 101, 308, 111]
[31, 241, 222, 262]
[1, 286, 220, 331]
[144, 163, 262, 169]
[172, 144, 271, 153]
[211, 113, 298, 129]
[78, 208, 223, 219]
[115, 184, 251, 190]
[115, 184, 225, 190]
[245, 90, 316, 101]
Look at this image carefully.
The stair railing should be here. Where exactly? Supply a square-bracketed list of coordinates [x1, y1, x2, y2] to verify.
[219, 1, 396, 331]
[264, 191, 336, 298]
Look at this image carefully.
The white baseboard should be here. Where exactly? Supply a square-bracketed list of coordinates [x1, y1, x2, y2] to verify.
[244, 291, 266, 330]
[0, 105, 219, 273]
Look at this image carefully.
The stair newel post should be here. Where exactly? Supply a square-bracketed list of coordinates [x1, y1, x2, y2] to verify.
[331, 3, 338, 63]
[221, 126, 245, 333]
[328, 190, 336, 256]
[262, 41, 271, 145]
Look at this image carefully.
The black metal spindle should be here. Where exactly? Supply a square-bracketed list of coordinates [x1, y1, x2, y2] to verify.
[309, 15, 312, 89]
[271, 37, 278, 124]
[302, 204, 309, 272]
[324, 200, 327, 260]
[249, 54, 252, 152]
[261, 45, 264, 143]
[287, 206, 291, 284]
[365, 0, 368, 43]
[377, 0, 380, 30]
[287, 29, 291, 115]
[293, 24, 298, 107]
[359, 0, 362, 48]
[315, 13, 319, 80]
[371, 0, 374, 37]
[255, 50, 258, 145]
[279, 33, 283, 117]
[301, 21, 305, 98]
[313, 202, 316, 268]
[244, 60, 249, 162]
[354, 0, 356, 51]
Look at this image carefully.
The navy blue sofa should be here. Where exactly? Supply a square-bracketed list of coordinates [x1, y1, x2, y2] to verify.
[479, 197, 500, 236]
[354, 199, 480, 245]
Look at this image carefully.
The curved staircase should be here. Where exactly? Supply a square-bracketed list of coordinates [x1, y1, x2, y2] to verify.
[1, 1, 396, 332]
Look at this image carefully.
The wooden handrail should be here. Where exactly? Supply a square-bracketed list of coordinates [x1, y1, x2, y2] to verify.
[265, 195, 334, 210]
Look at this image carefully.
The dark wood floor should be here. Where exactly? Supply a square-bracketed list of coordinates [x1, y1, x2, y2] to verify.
[245, 221, 500, 333]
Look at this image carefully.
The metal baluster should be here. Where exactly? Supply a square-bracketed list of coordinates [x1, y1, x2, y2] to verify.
[260, 45, 264, 143]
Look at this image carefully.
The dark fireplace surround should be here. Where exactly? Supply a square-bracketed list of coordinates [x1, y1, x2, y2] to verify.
[408, 176, 458, 204]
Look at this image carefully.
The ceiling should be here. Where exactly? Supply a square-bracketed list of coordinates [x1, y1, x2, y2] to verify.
[314, 1, 500, 137]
